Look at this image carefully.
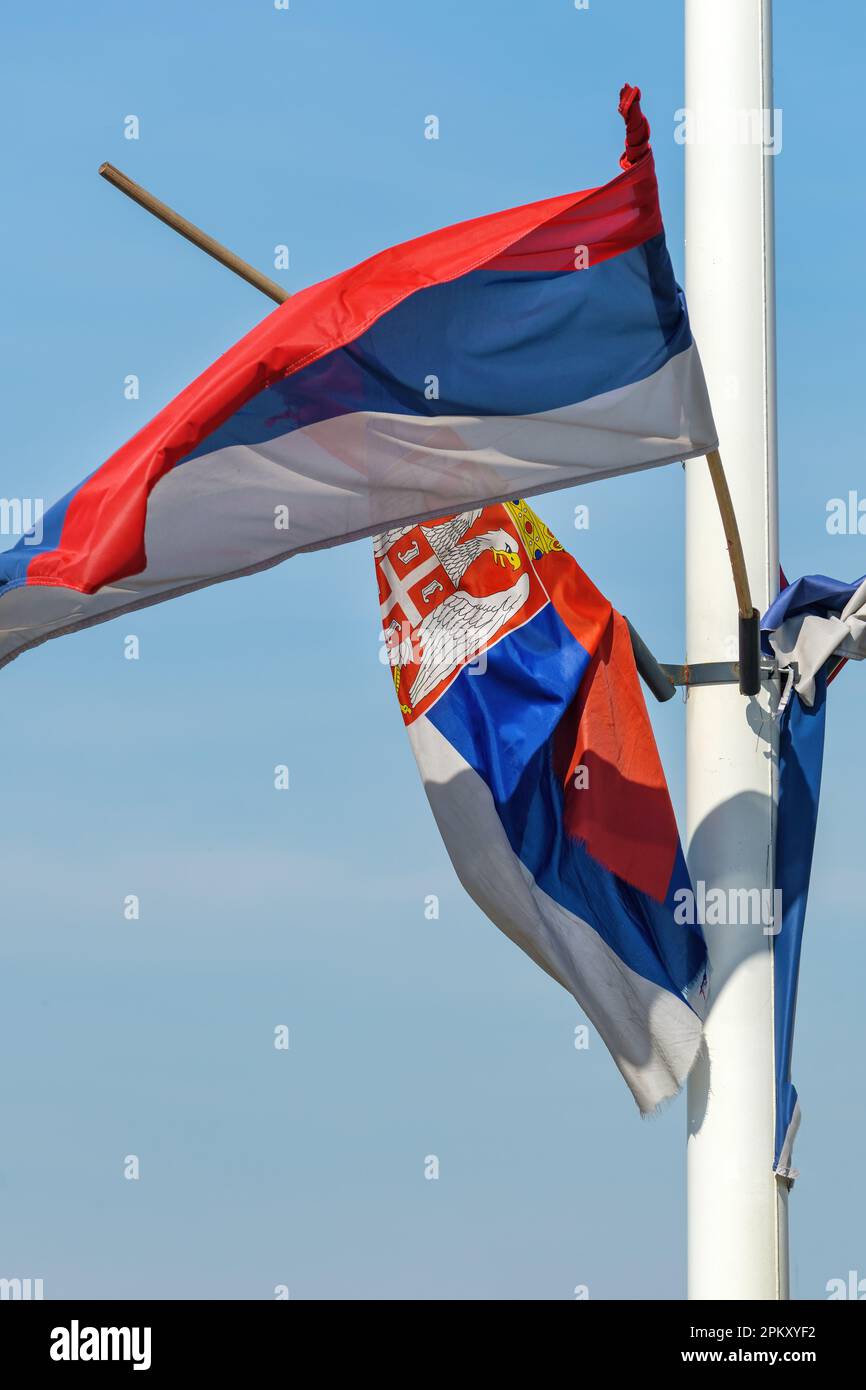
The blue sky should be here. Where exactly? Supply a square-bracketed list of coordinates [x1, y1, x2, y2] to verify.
[0, 0, 863, 1299]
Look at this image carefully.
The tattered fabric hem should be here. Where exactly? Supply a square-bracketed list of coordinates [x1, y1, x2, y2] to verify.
[773, 1100, 801, 1184]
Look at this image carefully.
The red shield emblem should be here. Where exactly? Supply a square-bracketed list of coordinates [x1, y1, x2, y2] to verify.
[375, 502, 558, 723]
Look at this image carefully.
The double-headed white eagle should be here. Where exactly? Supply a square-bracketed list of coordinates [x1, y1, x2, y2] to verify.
[375, 510, 530, 709]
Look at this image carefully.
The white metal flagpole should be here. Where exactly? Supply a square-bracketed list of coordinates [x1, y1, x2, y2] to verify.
[684, 0, 787, 1298]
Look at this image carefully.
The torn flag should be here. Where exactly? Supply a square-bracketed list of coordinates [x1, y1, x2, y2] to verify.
[763, 572, 866, 708]
[375, 500, 706, 1113]
[763, 574, 860, 1177]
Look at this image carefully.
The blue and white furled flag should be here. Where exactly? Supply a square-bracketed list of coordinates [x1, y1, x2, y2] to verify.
[763, 573, 864, 1178]
[764, 573, 866, 709]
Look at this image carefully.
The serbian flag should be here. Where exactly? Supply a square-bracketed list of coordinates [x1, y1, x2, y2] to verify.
[0, 87, 715, 671]
[376, 500, 707, 1112]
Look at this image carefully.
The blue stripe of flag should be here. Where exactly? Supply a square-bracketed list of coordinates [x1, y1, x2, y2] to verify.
[182, 235, 691, 464]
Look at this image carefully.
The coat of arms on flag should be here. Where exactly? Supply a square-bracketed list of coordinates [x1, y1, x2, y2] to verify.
[376, 501, 563, 722]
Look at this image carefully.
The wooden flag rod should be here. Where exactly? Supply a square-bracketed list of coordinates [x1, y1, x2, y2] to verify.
[705, 448, 754, 620]
[705, 447, 760, 695]
[97, 163, 760, 692]
[98, 162, 290, 305]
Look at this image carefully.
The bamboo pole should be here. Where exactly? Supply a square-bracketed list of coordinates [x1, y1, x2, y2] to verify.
[98, 163, 290, 305]
[705, 448, 754, 620]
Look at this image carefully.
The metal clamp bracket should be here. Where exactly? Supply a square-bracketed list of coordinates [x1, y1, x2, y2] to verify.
[660, 660, 777, 689]
[625, 618, 777, 702]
